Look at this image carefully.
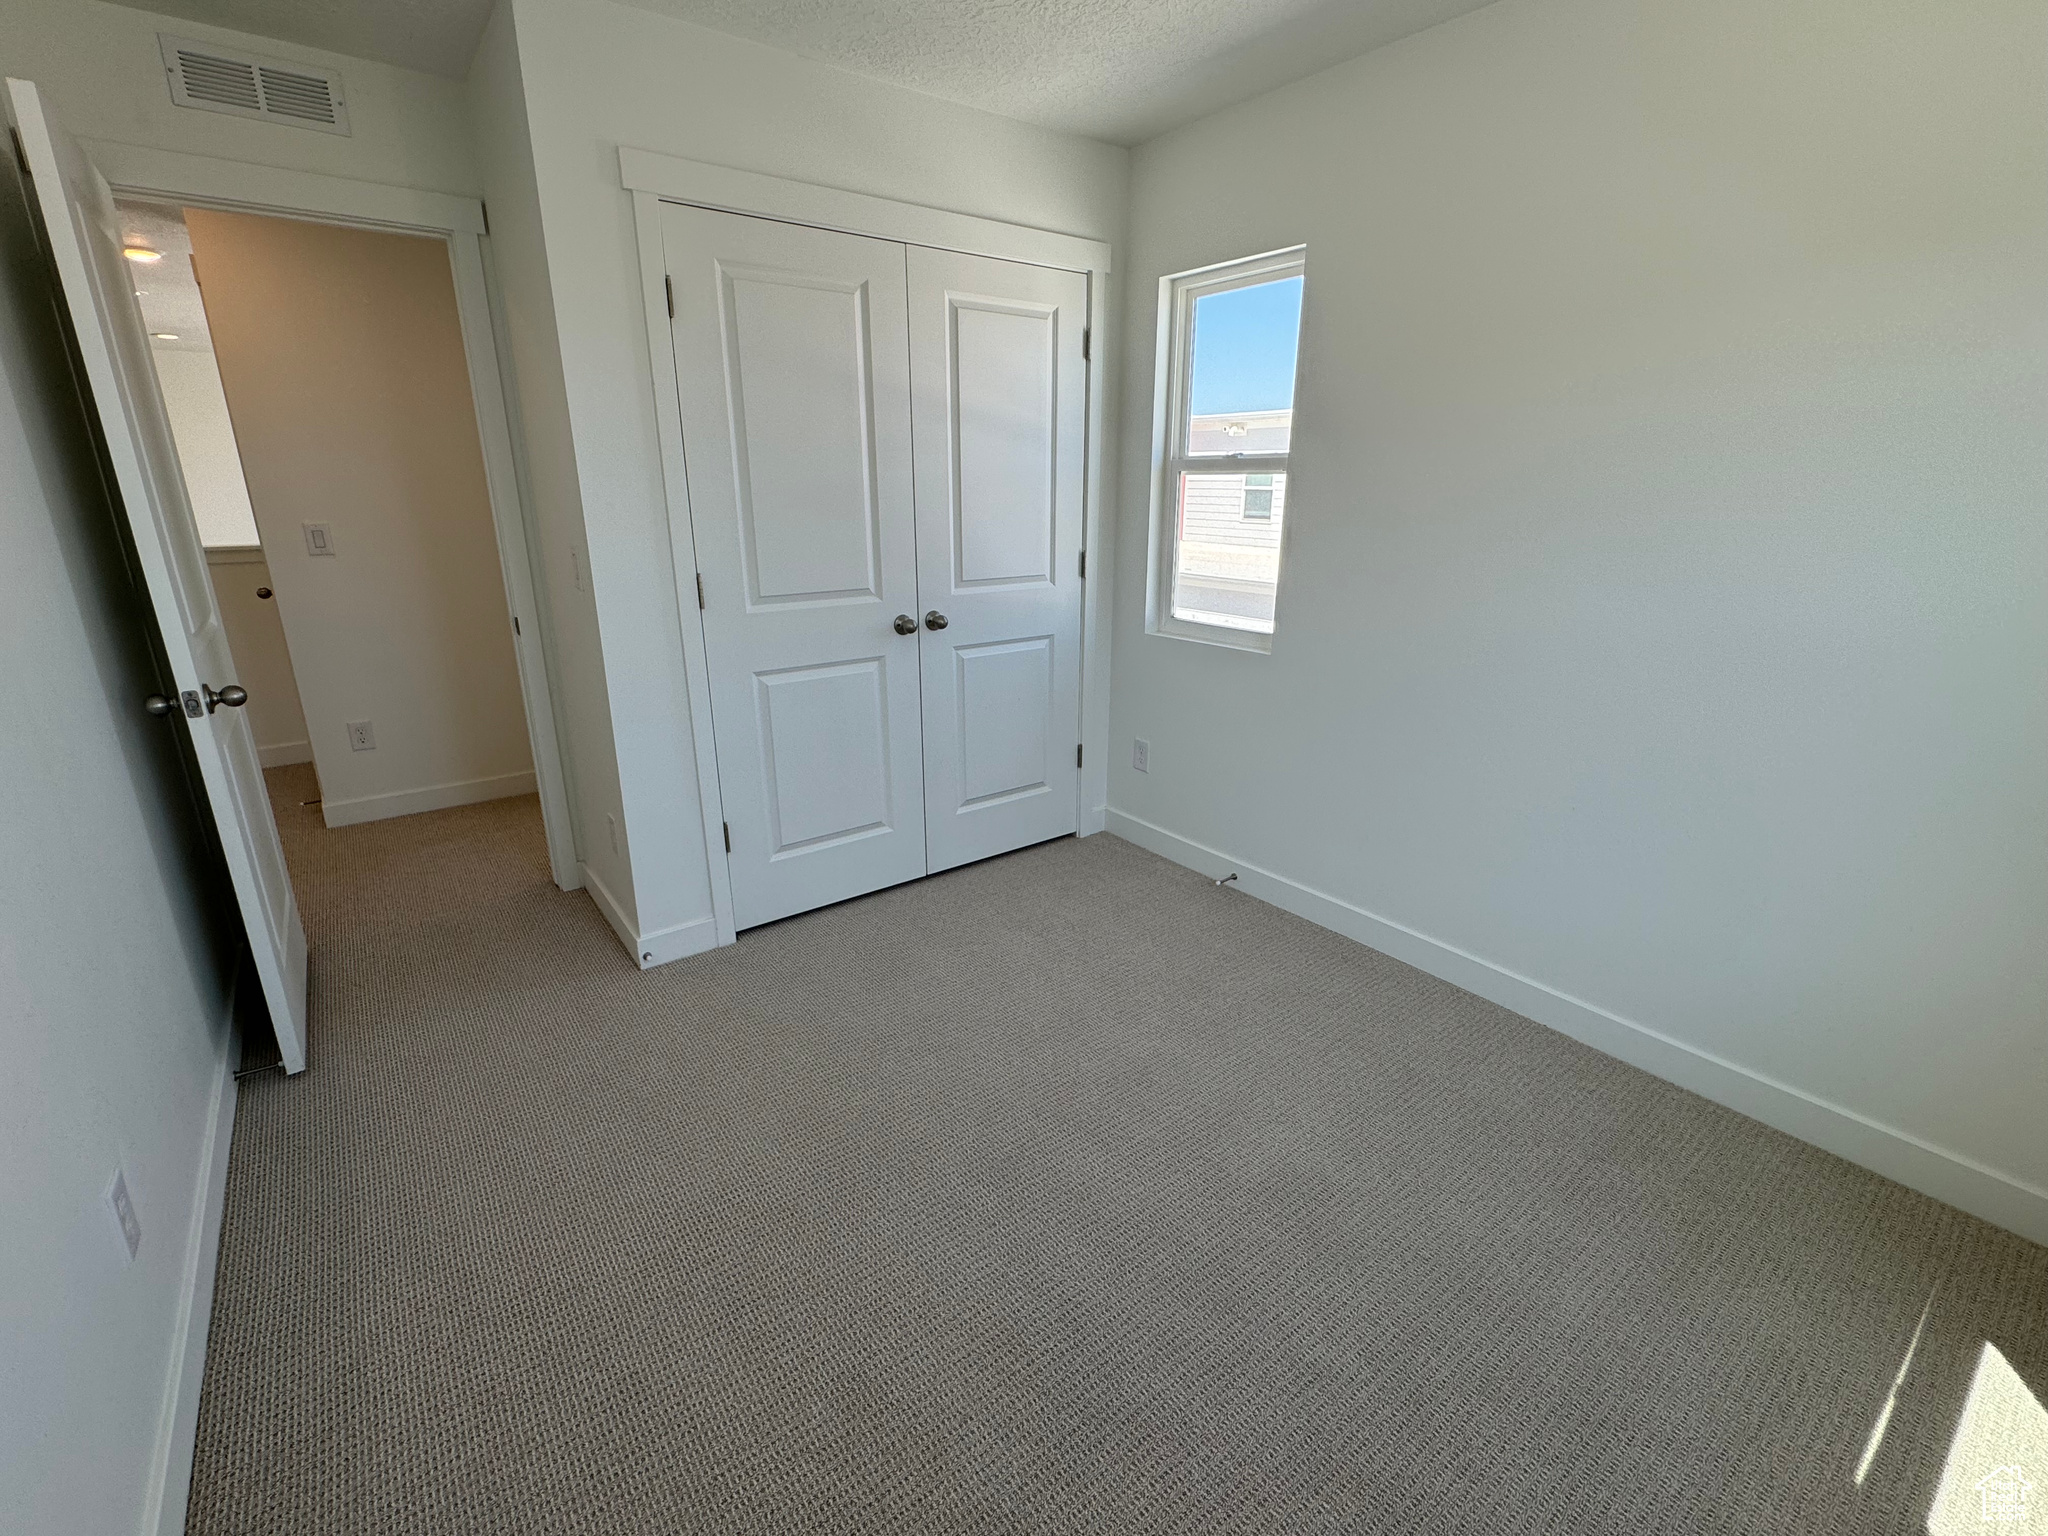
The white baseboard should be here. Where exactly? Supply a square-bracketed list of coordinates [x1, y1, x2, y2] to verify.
[581, 862, 719, 970]
[638, 915, 718, 967]
[1106, 808, 2048, 1249]
[143, 1019, 238, 1536]
[321, 770, 537, 828]
[257, 739, 312, 768]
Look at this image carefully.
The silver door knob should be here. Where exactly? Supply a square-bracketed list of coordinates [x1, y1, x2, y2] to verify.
[144, 693, 177, 717]
[893, 613, 917, 635]
[203, 683, 249, 713]
[924, 610, 949, 631]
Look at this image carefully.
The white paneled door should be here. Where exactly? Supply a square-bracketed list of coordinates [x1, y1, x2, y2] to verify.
[666, 206, 929, 929]
[9, 79, 310, 1070]
[663, 205, 1090, 929]
[907, 247, 1087, 872]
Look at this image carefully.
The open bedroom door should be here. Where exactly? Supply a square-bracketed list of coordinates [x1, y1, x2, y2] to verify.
[8, 77, 310, 1072]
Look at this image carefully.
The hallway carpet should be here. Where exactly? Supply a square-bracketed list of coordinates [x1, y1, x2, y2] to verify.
[185, 766, 2048, 1534]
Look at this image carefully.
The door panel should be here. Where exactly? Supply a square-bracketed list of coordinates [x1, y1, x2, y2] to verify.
[725, 266, 885, 603]
[666, 204, 926, 928]
[755, 658, 895, 853]
[952, 302, 1057, 586]
[8, 78, 310, 1070]
[909, 247, 1088, 873]
[955, 637, 1054, 807]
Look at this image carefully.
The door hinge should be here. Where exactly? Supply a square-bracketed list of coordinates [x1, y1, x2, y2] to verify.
[481, 200, 491, 235]
[1076, 743, 1084, 768]
[1082, 327, 1091, 362]
[1078, 549, 1086, 579]
[722, 821, 731, 853]
[695, 571, 705, 609]
[666, 274, 674, 319]
[512, 614, 521, 635]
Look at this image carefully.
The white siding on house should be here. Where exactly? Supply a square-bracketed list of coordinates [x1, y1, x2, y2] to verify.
[1172, 470, 1288, 629]
[1172, 408, 1292, 629]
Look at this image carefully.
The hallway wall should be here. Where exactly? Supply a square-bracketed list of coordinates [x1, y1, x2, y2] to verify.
[187, 207, 534, 828]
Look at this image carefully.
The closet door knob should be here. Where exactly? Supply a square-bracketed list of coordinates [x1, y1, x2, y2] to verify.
[893, 613, 917, 635]
[924, 610, 949, 631]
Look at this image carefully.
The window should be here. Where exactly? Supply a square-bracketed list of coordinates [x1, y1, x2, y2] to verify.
[1151, 248, 1304, 646]
[1242, 474, 1274, 519]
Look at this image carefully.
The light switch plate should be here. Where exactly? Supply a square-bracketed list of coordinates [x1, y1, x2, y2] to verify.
[303, 521, 336, 556]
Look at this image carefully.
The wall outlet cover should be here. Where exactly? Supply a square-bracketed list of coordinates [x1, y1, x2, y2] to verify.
[1133, 738, 1150, 773]
[347, 719, 375, 752]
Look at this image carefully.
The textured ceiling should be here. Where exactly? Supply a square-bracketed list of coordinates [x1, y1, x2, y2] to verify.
[615, 0, 1498, 142]
[126, 0, 1497, 143]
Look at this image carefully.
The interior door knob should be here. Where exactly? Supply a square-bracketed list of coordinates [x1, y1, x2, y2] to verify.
[924, 610, 949, 631]
[893, 613, 917, 635]
[144, 693, 177, 717]
[203, 683, 249, 713]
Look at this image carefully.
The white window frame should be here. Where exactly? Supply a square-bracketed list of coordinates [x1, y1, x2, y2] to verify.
[1146, 245, 1305, 653]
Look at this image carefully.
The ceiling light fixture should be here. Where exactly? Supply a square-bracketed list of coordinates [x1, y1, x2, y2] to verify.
[122, 246, 163, 263]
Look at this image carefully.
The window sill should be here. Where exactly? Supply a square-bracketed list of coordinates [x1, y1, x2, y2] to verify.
[1148, 618, 1273, 655]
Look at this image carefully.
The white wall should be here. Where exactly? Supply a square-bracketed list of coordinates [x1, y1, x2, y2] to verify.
[0, 135, 237, 1536]
[152, 346, 256, 546]
[0, 0, 478, 198]
[466, 0, 610, 900]
[187, 206, 534, 827]
[1110, 0, 2048, 1238]
[477, 0, 1129, 955]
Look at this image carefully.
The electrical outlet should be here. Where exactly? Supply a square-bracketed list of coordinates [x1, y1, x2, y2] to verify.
[347, 719, 376, 752]
[606, 812, 619, 856]
[302, 521, 336, 557]
[1133, 738, 1150, 773]
[106, 1168, 141, 1264]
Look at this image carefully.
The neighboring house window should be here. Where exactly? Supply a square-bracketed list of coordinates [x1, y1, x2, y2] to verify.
[1243, 473, 1275, 519]
[1150, 247, 1304, 648]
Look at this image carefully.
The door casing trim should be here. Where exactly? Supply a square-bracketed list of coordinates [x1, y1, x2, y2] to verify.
[83, 137, 583, 894]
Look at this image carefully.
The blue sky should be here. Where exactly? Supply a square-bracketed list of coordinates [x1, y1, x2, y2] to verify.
[1189, 276, 1303, 415]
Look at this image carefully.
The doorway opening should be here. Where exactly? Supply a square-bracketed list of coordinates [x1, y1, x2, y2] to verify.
[115, 194, 568, 1038]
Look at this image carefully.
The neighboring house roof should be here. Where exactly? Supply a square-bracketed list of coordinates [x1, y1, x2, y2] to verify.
[1189, 409, 1291, 457]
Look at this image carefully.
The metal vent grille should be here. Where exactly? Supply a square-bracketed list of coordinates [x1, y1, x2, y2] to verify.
[256, 66, 340, 125]
[159, 35, 350, 135]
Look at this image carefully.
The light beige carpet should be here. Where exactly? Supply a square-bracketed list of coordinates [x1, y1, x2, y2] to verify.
[185, 764, 2048, 1534]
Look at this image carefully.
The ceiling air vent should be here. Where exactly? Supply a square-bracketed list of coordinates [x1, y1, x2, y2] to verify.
[159, 35, 350, 136]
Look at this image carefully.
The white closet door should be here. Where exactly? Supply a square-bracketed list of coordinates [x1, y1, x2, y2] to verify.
[907, 247, 1088, 873]
[664, 204, 927, 929]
